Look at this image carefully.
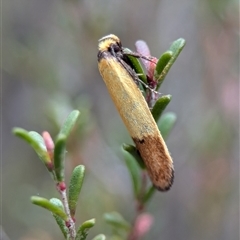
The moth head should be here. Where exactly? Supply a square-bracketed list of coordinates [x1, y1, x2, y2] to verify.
[98, 34, 122, 55]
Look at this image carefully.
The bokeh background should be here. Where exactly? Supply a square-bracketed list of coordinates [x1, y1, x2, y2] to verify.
[2, 0, 239, 239]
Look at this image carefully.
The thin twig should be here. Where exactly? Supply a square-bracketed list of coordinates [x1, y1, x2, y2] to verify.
[57, 184, 76, 239]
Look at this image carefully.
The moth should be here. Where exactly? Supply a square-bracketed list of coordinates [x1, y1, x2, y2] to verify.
[97, 34, 174, 191]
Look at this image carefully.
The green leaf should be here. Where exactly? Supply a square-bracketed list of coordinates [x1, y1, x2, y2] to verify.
[122, 145, 142, 197]
[59, 110, 80, 138]
[68, 165, 85, 217]
[50, 198, 69, 238]
[155, 51, 173, 78]
[151, 95, 172, 122]
[53, 110, 80, 182]
[31, 196, 68, 221]
[123, 48, 147, 83]
[169, 38, 186, 56]
[13, 128, 51, 165]
[156, 38, 186, 89]
[92, 234, 106, 240]
[54, 134, 67, 182]
[104, 212, 130, 231]
[76, 218, 95, 240]
[158, 112, 177, 140]
[122, 144, 145, 169]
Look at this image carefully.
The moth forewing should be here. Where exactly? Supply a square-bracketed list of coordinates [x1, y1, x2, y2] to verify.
[98, 34, 174, 191]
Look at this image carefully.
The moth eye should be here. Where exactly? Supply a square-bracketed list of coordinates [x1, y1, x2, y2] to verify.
[111, 43, 121, 53]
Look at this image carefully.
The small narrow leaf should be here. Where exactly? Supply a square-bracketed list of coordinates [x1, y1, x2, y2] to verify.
[13, 128, 51, 164]
[59, 110, 80, 138]
[69, 165, 85, 217]
[92, 234, 106, 240]
[156, 38, 186, 89]
[123, 48, 147, 83]
[151, 95, 172, 122]
[169, 38, 186, 55]
[54, 134, 67, 182]
[122, 146, 142, 197]
[31, 196, 68, 221]
[155, 51, 173, 77]
[50, 197, 64, 209]
[104, 212, 130, 231]
[76, 218, 95, 240]
[122, 144, 145, 169]
[50, 198, 69, 238]
[158, 112, 177, 140]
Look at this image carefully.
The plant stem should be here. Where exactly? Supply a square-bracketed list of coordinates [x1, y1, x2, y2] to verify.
[127, 172, 148, 240]
[57, 185, 76, 239]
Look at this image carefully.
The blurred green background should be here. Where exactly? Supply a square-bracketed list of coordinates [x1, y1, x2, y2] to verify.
[2, 0, 239, 239]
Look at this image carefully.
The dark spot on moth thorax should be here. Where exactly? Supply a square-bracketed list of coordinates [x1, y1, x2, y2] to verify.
[139, 139, 145, 144]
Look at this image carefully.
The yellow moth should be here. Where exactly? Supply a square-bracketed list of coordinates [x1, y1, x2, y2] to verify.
[97, 34, 174, 191]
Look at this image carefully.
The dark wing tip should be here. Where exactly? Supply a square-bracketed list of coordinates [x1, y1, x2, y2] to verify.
[154, 168, 174, 192]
